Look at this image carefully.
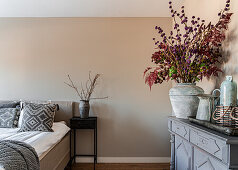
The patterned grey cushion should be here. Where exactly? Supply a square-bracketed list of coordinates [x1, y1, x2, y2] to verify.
[0, 108, 20, 128]
[0, 101, 20, 109]
[18, 103, 57, 132]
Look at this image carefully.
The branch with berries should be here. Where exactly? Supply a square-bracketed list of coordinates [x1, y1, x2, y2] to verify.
[144, 0, 232, 89]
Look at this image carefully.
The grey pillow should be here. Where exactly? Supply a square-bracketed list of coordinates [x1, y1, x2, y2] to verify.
[18, 103, 57, 132]
[0, 108, 20, 128]
[0, 101, 20, 109]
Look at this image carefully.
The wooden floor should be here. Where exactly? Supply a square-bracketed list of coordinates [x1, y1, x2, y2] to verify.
[69, 163, 170, 170]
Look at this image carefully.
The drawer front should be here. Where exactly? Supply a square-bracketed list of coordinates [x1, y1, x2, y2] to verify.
[194, 147, 227, 170]
[172, 120, 189, 140]
[70, 120, 95, 129]
[175, 135, 193, 170]
[190, 129, 228, 162]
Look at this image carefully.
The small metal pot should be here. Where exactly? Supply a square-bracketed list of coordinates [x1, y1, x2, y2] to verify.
[79, 100, 90, 118]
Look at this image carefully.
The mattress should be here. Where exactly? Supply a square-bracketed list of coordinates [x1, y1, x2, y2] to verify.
[0, 121, 70, 160]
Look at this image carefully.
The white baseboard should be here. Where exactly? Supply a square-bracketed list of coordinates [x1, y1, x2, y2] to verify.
[75, 157, 171, 163]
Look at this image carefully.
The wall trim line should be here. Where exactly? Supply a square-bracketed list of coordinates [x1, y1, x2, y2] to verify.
[75, 157, 171, 163]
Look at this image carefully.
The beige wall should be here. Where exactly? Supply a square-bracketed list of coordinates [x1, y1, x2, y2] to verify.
[182, 0, 238, 93]
[0, 18, 172, 157]
[0, 0, 184, 17]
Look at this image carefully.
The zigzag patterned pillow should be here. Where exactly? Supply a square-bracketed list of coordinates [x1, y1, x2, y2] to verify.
[0, 108, 20, 128]
[18, 103, 58, 132]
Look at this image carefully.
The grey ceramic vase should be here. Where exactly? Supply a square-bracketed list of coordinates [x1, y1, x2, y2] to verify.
[79, 100, 90, 118]
[169, 83, 204, 119]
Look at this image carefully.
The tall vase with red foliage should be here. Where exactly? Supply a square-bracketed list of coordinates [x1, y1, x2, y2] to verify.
[144, 0, 233, 118]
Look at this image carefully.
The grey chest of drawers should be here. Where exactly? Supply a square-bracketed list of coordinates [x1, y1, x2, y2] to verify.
[168, 117, 238, 170]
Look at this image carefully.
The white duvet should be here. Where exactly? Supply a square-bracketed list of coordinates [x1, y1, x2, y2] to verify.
[0, 121, 70, 159]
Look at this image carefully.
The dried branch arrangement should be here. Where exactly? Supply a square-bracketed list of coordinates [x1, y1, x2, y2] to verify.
[65, 72, 108, 101]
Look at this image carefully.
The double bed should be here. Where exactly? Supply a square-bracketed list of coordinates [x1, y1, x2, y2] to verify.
[0, 101, 74, 170]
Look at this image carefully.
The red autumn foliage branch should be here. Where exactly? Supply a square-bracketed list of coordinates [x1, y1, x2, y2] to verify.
[144, 0, 233, 89]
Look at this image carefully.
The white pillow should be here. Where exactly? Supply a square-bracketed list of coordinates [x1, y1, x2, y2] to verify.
[18, 109, 24, 128]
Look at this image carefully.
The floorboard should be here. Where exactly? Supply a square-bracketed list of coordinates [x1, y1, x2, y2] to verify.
[69, 163, 170, 170]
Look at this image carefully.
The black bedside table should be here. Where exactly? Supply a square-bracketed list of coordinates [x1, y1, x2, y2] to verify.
[70, 117, 97, 170]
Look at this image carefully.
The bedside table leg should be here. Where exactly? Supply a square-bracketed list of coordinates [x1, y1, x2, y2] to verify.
[95, 122, 97, 164]
[74, 129, 76, 164]
[94, 128, 96, 170]
[69, 130, 72, 170]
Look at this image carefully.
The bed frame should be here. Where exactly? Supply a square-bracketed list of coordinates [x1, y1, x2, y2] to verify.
[40, 101, 74, 170]
[40, 133, 70, 170]
[0, 100, 75, 170]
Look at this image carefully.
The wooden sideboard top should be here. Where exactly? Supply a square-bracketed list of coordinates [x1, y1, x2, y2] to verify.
[168, 116, 238, 144]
